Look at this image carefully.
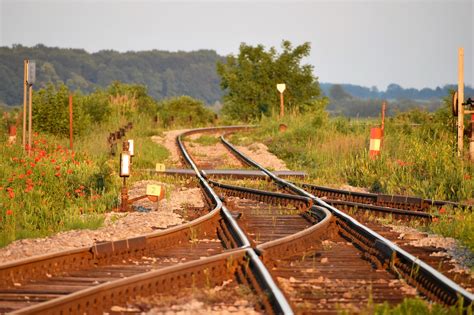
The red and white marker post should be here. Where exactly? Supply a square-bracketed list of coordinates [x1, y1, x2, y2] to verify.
[369, 127, 383, 159]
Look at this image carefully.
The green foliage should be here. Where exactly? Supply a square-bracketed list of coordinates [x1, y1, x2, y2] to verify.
[0, 135, 119, 247]
[157, 96, 215, 127]
[217, 40, 326, 121]
[345, 120, 473, 201]
[0, 45, 223, 106]
[430, 207, 474, 252]
[79, 89, 111, 124]
[33, 83, 91, 136]
[107, 81, 158, 116]
[369, 297, 471, 314]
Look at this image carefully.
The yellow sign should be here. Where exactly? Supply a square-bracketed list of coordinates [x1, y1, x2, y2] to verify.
[146, 184, 162, 197]
[155, 163, 166, 172]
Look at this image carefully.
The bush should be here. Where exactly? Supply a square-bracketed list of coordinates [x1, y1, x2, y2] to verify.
[33, 84, 91, 136]
[158, 96, 215, 127]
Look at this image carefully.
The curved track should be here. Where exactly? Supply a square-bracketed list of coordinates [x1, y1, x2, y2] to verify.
[0, 126, 472, 314]
[220, 132, 473, 310]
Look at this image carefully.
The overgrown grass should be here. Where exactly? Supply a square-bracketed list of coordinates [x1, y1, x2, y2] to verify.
[192, 135, 220, 146]
[0, 111, 173, 247]
[234, 110, 474, 250]
[0, 133, 119, 247]
[356, 297, 472, 314]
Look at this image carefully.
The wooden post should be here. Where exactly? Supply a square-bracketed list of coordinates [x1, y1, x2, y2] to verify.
[457, 48, 464, 157]
[381, 101, 386, 136]
[22, 60, 28, 150]
[470, 113, 474, 162]
[27, 84, 33, 155]
[69, 94, 73, 150]
[279, 92, 284, 119]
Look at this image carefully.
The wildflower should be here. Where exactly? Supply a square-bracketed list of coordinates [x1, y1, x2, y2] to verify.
[25, 185, 33, 193]
[464, 174, 472, 180]
[432, 217, 439, 223]
[55, 172, 61, 177]
[67, 169, 73, 174]
[18, 174, 25, 179]
[6, 209, 13, 216]
[30, 162, 36, 168]
[50, 158, 56, 163]
[439, 207, 446, 214]
[75, 189, 81, 193]
[8, 190, 14, 199]
[0, 186, 3, 191]
[55, 165, 61, 171]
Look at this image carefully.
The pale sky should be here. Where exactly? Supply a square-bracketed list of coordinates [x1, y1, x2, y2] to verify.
[0, 0, 473, 90]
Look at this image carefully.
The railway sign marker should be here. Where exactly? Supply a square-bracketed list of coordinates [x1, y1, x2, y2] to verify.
[146, 184, 164, 202]
[155, 163, 166, 172]
[276, 83, 286, 118]
[276, 83, 286, 93]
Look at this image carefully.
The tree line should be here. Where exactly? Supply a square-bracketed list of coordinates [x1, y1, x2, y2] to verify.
[0, 44, 224, 106]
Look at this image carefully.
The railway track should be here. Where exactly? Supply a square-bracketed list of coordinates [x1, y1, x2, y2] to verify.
[220, 132, 473, 310]
[0, 126, 291, 314]
[0, 126, 472, 314]
[296, 182, 470, 212]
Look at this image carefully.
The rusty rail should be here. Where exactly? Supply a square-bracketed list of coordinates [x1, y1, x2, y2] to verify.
[221, 134, 474, 308]
[296, 182, 471, 212]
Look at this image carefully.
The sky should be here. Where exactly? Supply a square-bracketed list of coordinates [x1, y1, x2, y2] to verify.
[0, 0, 473, 90]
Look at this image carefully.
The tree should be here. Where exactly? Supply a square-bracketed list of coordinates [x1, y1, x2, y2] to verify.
[217, 40, 325, 121]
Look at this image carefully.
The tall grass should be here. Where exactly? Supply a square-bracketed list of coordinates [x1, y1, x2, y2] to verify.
[238, 110, 473, 250]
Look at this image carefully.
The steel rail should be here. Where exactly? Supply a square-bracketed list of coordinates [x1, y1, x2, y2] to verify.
[296, 182, 471, 211]
[221, 134, 474, 308]
[256, 206, 333, 259]
[177, 126, 293, 314]
[10, 249, 248, 314]
[0, 126, 292, 315]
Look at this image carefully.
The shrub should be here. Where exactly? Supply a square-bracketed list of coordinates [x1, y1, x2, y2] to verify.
[33, 83, 91, 136]
[158, 96, 215, 127]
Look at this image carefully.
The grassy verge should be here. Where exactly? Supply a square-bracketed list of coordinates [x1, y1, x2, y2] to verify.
[233, 111, 474, 251]
[358, 297, 471, 315]
[0, 113, 171, 248]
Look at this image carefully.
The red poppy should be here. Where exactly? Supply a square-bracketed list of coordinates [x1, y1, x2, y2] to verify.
[67, 169, 73, 174]
[8, 190, 14, 199]
[6, 209, 13, 216]
[439, 207, 446, 214]
[30, 162, 36, 168]
[50, 159, 56, 163]
[54, 172, 61, 177]
[26, 170, 32, 176]
[55, 165, 61, 171]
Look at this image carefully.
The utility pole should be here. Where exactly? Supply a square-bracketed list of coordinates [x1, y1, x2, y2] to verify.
[22, 60, 28, 150]
[457, 48, 464, 157]
[69, 94, 74, 150]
